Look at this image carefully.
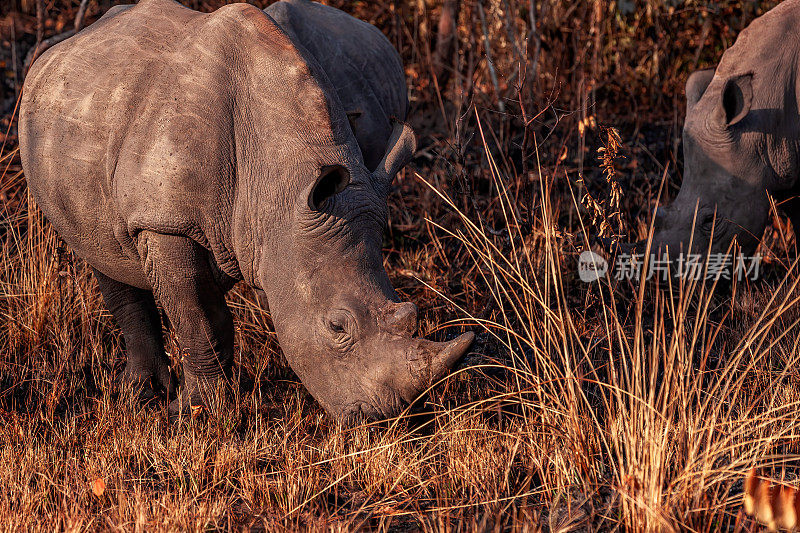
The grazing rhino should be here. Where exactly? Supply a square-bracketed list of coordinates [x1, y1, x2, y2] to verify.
[19, 0, 473, 420]
[628, 0, 800, 258]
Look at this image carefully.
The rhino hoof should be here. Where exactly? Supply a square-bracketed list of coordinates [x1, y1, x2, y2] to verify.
[167, 374, 231, 423]
[168, 396, 205, 423]
[115, 362, 175, 405]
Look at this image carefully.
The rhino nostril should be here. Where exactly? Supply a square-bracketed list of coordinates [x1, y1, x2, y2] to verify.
[380, 301, 418, 336]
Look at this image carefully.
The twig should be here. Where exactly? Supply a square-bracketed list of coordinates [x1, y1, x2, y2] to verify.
[432, 0, 459, 88]
[11, 17, 19, 97]
[500, 0, 524, 63]
[692, 15, 712, 69]
[476, 0, 504, 113]
[416, 0, 428, 48]
[24, 0, 92, 73]
[526, 0, 541, 97]
[75, 0, 91, 32]
[35, 0, 43, 48]
[23, 29, 76, 73]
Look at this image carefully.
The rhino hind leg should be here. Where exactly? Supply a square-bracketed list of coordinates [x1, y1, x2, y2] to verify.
[94, 268, 174, 402]
[137, 232, 234, 420]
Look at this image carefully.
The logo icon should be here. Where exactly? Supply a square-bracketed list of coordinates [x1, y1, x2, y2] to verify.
[578, 250, 608, 283]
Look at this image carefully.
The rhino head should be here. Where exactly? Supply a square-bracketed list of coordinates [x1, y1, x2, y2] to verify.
[645, 68, 780, 259]
[254, 122, 474, 421]
[636, 3, 800, 262]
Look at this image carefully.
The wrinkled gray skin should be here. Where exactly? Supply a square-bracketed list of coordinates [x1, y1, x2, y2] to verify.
[19, 0, 473, 421]
[642, 0, 800, 258]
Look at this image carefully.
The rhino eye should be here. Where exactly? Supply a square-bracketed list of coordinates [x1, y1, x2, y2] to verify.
[326, 310, 354, 337]
[328, 320, 345, 334]
[700, 214, 716, 233]
[325, 310, 357, 352]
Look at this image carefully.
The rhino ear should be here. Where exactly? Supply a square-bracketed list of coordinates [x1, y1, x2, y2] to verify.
[372, 121, 416, 194]
[686, 68, 715, 109]
[716, 73, 753, 127]
[309, 165, 350, 210]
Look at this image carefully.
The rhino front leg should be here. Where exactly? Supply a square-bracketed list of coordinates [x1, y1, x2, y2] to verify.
[93, 269, 174, 401]
[94, 268, 174, 402]
[137, 231, 234, 419]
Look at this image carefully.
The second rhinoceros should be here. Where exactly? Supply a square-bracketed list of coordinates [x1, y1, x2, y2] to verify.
[19, 0, 473, 420]
[626, 0, 800, 259]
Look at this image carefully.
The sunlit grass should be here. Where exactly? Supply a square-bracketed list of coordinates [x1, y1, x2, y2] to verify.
[1, 107, 799, 530]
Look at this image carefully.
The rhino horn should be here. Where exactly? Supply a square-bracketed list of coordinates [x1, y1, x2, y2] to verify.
[400, 332, 475, 400]
[379, 300, 419, 337]
[372, 120, 417, 194]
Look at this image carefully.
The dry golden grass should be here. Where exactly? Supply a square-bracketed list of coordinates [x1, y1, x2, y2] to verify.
[3, 0, 800, 531]
[4, 122, 800, 530]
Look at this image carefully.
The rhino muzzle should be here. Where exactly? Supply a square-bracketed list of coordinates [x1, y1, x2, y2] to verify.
[337, 328, 474, 422]
[375, 300, 475, 412]
[341, 330, 475, 422]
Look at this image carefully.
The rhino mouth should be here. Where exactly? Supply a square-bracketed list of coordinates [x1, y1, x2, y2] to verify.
[340, 394, 407, 423]
[361, 402, 400, 421]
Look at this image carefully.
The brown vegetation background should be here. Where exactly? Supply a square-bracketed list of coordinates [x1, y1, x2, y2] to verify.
[1, 0, 798, 531]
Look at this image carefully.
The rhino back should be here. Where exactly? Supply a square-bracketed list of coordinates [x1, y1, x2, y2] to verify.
[265, 0, 408, 170]
[20, 0, 353, 288]
[715, 0, 800, 79]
